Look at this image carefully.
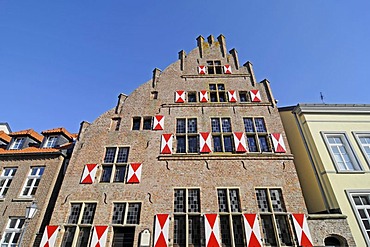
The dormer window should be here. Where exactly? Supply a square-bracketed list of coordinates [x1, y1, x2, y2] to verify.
[44, 136, 58, 148]
[10, 137, 25, 150]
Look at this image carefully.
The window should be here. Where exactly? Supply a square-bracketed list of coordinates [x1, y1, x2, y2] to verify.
[112, 202, 141, 225]
[256, 188, 293, 246]
[244, 118, 270, 152]
[44, 136, 58, 148]
[62, 203, 97, 247]
[354, 133, 370, 167]
[0, 168, 17, 198]
[0, 217, 25, 247]
[101, 147, 129, 183]
[323, 133, 361, 171]
[176, 119, 198, 153]
[173, 189, 204, 247]
[10, 137, 25, 150]
[21, 167, 44, 197]
[211, 118, 233, 152]
[239, 92, 249, 102]
[207, 60, 222, 74]
[188, 92, 197, 102]
[132, 117, 141, 130]
[111, 118, 121, 131]
[151, 91, 158, 100]
[348, 192, 370, 245]
[217, 188, 245, 247]
[209, 84, 226, 102]
[143, 117, 152, 130]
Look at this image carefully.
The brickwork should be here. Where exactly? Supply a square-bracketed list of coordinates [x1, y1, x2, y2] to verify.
[48, 35, 353, 246]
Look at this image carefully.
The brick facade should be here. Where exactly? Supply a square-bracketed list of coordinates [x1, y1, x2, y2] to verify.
[47, 35, 353, 246]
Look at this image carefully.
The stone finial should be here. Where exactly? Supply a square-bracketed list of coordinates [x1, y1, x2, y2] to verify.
[178, 50, 186, 71]
[217, 34, 227, 58]
[115, 93, 128, 114]
[152, 68, 161, 88]
[207, 35, 215, 45]
[244, 61, 256, 86]
[196, 35, 204, 58]
[229, 48, 239, 69]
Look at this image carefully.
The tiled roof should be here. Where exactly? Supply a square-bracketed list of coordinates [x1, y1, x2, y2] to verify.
[9, 129, 43, 143]
[0, 147, 60, 154]
[0, 131, 11, 143]
[41, 127, 76, 140]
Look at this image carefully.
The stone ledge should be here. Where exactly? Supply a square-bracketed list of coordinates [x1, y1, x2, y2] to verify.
[158, 153, 294, 161]
[308, 214, 347, 220]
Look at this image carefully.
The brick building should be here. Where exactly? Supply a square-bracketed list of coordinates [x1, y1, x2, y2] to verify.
[46, 35, 354, 246]
[0, 128, 75, 246]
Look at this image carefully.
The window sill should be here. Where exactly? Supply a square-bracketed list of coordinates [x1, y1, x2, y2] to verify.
[12, 197, 34, 202]
[336, 170, 366, 174]
[158, 153, 293, 161]
[181, 73, 250, 79]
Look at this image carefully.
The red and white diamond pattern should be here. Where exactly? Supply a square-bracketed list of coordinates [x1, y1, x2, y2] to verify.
[160, 134, 173, 154]
[199, 90, 208, 102]
[292, 214, 313, 247]
[127, 163, 142, 183]
[250, 90, 261, 102]
[198, 66, 206, 74]
[90, 225, 108, 247]
[199, 132, 212, 153]
[175, 90, 185, 103]
[243, 214, 262, 247]
[271, 133, 287, 153]
[233, 132, 247, 153]
[204, 214, 221, 247]
[153, 115, 165, 130]
[224, 64, 232, 74]
[154, 214, 170, 247]
[228, 90, 237, 102]
[40, 225, 59, 247]
[80, 164, 98, 184]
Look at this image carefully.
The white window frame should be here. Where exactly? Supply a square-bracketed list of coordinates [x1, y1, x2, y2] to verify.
[44, 136, 58, 148]
[0, 168, 17, 198]
[20, 167, 44, 197]
[346, 190, 370, 246]
[322, 132, 362, 172]
[0, 217, 25, 247]
[10, 137, 25, 150]
[353, 132, 370, 167]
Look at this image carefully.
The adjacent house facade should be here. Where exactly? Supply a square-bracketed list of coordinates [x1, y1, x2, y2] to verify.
[41, 35, 356, 247]
[0, 128, 75, 246]
[279, 104, 370, 246]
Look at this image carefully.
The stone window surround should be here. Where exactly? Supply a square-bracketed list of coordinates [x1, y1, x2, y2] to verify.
[101, 146, 130, 183]
[111, 201, 142, 225]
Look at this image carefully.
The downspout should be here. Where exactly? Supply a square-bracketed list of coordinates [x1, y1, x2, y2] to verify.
[293, 110, 331, 213]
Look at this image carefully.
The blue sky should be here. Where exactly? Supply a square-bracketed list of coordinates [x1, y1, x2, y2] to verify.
[1, 1, 370, 133]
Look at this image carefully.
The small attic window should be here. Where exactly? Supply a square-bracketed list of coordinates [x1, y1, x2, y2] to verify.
[10, 137, 25, 150]
[151, 91, 158, 100]
[111, 118, 121, 131]
[44, 136, 58, 148]
[207, 60, 222, 74]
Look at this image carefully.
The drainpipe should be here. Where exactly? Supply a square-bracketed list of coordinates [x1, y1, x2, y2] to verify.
[293, 109, 331, 213]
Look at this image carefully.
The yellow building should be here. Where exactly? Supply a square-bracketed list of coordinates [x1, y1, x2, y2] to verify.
[279, 104, 370, 246]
